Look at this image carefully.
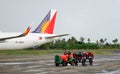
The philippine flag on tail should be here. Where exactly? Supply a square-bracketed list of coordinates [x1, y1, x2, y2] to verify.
[32, 9, 57, 34]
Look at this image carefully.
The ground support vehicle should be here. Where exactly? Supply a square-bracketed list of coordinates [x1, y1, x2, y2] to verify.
[54, 55, 78, 67]
[81, 52, 94, 66]
[55, 51, 94, 67]
[73, 51, 94, 66]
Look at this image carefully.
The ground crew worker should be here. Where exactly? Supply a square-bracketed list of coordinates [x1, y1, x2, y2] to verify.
[73, 51, 77, 59]
[77, 52, 83, 62]
[68, 51, 73, 59]
[84, 52, 89, 59]
[60, 52, 68, 62]
[88, 52, 94, 58]
[88, 52, 94, 66]
[64, 51, 67, 55]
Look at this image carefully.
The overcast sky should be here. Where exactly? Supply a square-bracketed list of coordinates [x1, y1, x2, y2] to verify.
[0, 0, 120, 43]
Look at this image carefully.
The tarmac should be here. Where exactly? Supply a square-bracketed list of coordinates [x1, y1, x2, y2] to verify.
[0, 50, 120, 74]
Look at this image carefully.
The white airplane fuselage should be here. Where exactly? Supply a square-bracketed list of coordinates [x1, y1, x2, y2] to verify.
[0, 32, 59, 50]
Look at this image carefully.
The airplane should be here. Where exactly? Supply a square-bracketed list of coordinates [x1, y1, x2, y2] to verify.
[0, 9, 69, 50]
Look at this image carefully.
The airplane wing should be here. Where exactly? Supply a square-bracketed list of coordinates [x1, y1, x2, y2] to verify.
[0, 26, 31, 41]
[45, 34, 70, 39]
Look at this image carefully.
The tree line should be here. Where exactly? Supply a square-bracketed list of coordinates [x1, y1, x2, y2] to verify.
[38, 37, 120, 50]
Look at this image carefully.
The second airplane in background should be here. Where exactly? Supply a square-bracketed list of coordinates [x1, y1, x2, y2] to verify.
[0, 9, 69, 50]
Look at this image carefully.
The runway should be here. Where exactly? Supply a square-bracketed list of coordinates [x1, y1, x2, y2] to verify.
[0, 51, 120, 74]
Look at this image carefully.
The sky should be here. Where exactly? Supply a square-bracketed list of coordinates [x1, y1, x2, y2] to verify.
[0, 0, 120, 43]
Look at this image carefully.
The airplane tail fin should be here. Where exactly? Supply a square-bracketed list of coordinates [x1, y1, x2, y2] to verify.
[23, 25, 31, 35]
[19, 25, 31, 37]
[32, 9, 57, 34]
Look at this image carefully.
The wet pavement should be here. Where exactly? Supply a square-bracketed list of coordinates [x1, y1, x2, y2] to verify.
[0, 51, 120, 74]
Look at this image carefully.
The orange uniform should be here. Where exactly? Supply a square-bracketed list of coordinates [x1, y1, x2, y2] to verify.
[60, 54, 68, 61]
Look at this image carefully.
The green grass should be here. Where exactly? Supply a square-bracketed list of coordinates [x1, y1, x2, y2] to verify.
[0, 49, 117, 55]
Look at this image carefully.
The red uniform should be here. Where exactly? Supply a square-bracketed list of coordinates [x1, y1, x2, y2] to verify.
[64, 51, 67, 55]
[68, 53, 73, 58]
[73, 52, 77, 58]
[88, 52, 94, 58]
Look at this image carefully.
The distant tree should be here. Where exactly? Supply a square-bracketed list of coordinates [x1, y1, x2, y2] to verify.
[104, 38, 107, 44]
[99, 38, 105, 48]
[80, 37, 85, 43]
[100, 38, 104, 44]
[68, 37, 77, 44]
[104, 42, 110, 48]
[87, 38, 91, 43]
[71, 37, 77, 43]
[112, 38, 118, 44]
[61, 38, 66, 43]
[96, 40, 99, 44]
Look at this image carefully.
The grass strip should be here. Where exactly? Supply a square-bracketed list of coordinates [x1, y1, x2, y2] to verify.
[0, 49, 116, 55]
